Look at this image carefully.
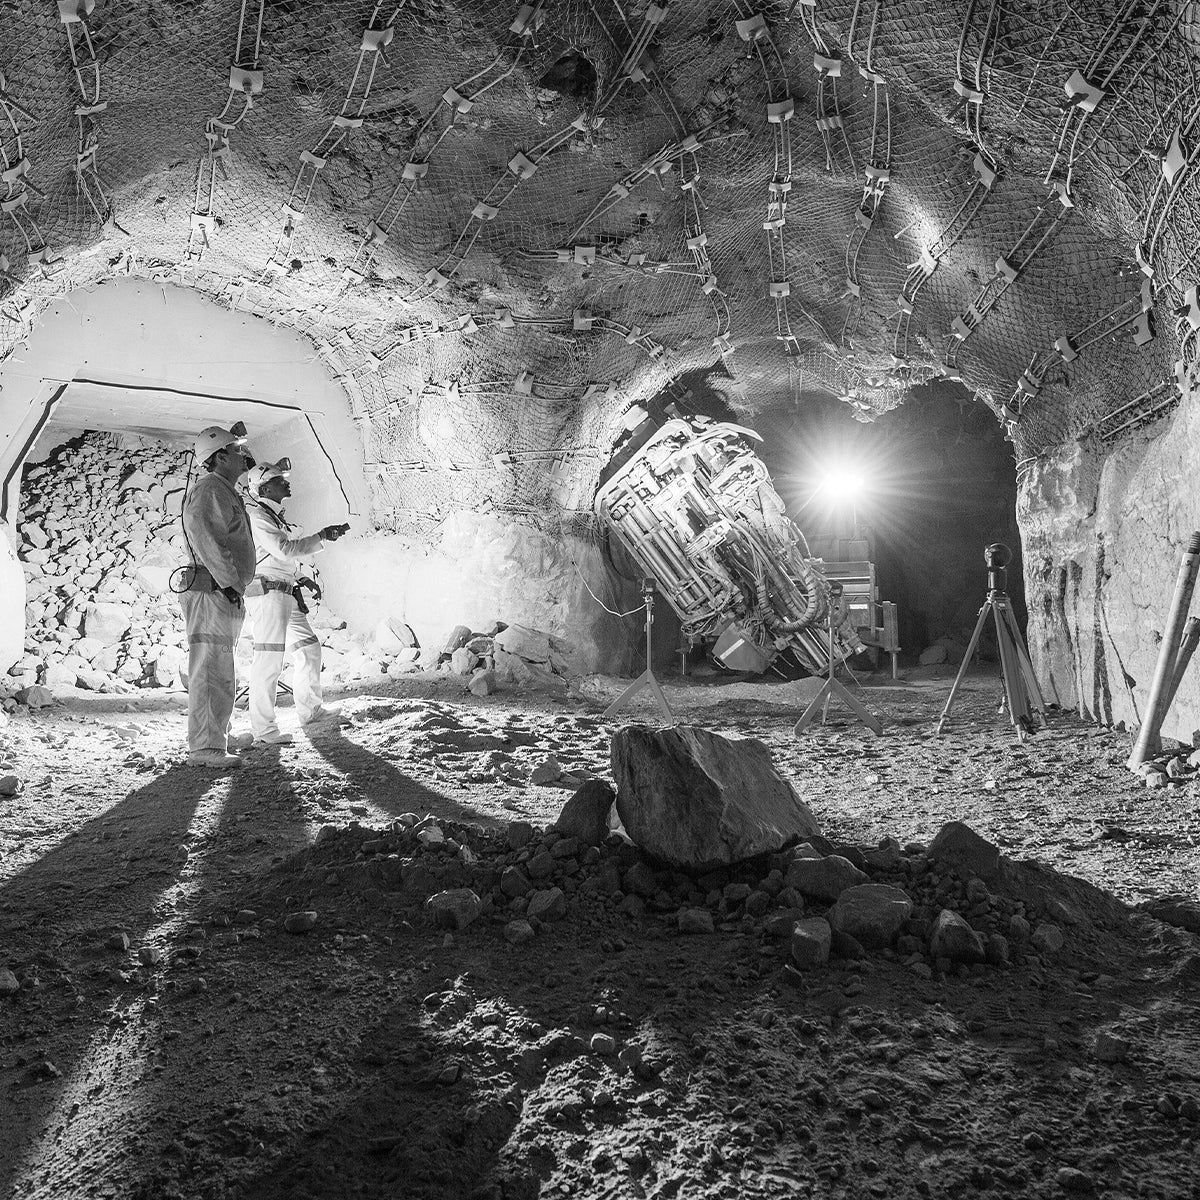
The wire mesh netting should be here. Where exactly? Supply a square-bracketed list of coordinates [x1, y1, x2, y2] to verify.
[2, 0, 1200, 541]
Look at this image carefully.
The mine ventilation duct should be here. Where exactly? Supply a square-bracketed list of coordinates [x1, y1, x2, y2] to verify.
[595, 411, 864, 676]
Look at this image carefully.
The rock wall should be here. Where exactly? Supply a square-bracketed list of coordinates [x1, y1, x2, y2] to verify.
[1020, 386, 1200, 742]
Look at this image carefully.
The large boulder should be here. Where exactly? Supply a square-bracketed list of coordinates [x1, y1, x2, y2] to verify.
[612, 724, 820, 869]
[785, 853, 869, 901]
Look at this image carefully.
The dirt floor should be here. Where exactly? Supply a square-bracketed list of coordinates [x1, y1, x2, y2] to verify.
[2, 664, 1200, 1200]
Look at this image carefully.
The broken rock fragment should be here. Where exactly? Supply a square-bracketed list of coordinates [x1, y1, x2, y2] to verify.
[927, 820, 1002, 879]
[426, 888, 483, 930]
[827, 884, 913, 949]
[785, 853, 868, 901]
[611, 724, 820, 869]
[553, 779, 614, 846]
[929, 909, 985, 963]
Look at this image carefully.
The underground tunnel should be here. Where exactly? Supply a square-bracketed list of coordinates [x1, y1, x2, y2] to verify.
[2, 2, 1200, 1198]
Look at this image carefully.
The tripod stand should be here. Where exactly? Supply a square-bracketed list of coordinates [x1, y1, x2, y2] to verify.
[604, 578, 675, 723]
[935, 542, 1046, 739]
[793, 583, 883, 737]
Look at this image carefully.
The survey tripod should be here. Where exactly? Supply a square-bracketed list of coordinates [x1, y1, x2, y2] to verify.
[935, 542, 1046, 740]
[604, 577, 675, 723]
[793, 582, 884, 737]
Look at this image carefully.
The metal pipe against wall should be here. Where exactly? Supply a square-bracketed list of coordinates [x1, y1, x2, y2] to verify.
[1128, 531, 1200, 769]
[1163, 615, 1200, 719]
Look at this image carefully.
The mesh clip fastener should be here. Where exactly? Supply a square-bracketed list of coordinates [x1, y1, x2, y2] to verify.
[509, 4, 541, 36]
[608, 182, 630, 200]
[332, 115, 363, 130]
[1, 157, 29, 186]
[953, 78, 983, 105]
[424, 268, 451, 290]
[365, 221, 387, 245]
[686, 232, 708, 250]
[865, 165, 890, 184]
[74, 102, 108, 117]
[854, 210, 873, 230]
[844, 278, 860, 299]
[680, 173, 701, 191]
[443, 87, 474, 115]
[300, 150, 326, 168]
[814, 53, 842, 78]
[896, 294, 913, 315]
[1017, 371, 1041, 397]
[1054, 334, 1078, 362]
[816, 114, 843, 132]
[623, 326, 643, 344]
[459, 315, 478, 335]
[714, 332, 734, 356]
[1064, 69, 1105, 113]
[471, 201, 498, 220]
[627, 252, 646, 267]
[951, 316, 973, 341]
[767, 98, 794, 124]
[1132, 311, 1155, 346]
[1141, 277, 1154, 312]
[995, 256, 1019, 284]
[362, 26, 394, 52]
[229, 65, 264, 95]
[402, 161, 429, 181]
[57, 0, 94, 23]
[495, 308, 515, 328]
[1182, 285, 1200, 330]
[769, 280, 791, 298]
[190, 213, 215, 239]
[735, 14, 768, 41]
[1161, 129, 1188, 185]
[282, 203, 304, 223]
[573, 244, 596, 265]
[1135, 242, 1154, 277]
[702, 274, 718, 294]
[573, 309, 594, 331]
[508, 152, 537, 179]
[972, 152, 997, 190]
[515, 370, 535, 394]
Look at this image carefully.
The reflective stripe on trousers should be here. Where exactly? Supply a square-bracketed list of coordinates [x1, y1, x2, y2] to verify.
[180, 589, 245, 754]
[246, 590, 323, 737]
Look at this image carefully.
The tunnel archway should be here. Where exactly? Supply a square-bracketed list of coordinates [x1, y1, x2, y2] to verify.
[0, 278, 367, 671]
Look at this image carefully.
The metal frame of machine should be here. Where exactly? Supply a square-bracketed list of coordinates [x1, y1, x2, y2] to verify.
[596, 412, 864, 675]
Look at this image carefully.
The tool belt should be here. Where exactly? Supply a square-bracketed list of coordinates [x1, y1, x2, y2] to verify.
[246, 575, 308, 614]
[180, 563, 219, 593]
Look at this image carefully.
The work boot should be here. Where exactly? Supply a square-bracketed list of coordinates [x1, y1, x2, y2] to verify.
[301, 704, 344, 725]
[255, 730, 295, 746]
[188, 750, 243, 770]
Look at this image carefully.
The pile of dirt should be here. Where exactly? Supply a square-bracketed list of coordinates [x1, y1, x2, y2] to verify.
[1, 672, 1199, 1198]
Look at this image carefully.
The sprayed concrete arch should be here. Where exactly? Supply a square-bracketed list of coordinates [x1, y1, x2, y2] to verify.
[0, 279, 368, 671]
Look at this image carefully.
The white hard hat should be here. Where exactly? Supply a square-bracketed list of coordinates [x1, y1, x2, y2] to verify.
[193, 424, 248, 466]
[247, 459, 291, 494]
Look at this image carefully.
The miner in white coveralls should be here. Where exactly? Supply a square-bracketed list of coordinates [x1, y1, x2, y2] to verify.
[179, 425, 257, 769]
[244, 459, 348, 745]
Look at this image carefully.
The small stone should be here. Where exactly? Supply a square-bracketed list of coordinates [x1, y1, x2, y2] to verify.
[0, 968, 19, 997]
[526, 850, 555, 879]
[138, 946, 164, 966]
[1156, 1094, 1179, 1118]
[622, 861, 658, 898]
[784, 854, 869, 901]
[500, 866, 532, 898]
[929, 909, 985, 963]
[590, 1032, 617, 1055]
[1055, 1167, 1094, 1194]
[678, 908, 714, 934]
[527, 887, 567, 922]
[107, 932, 130, 952]
[504, 920, 535, 945]
[1031, 923, 1065, 955]
[1094, 1030, 1130, 1064]
[790, 917, 832, 968]
[284, 911, 319, 934]
[234, 910, 257, 925]
[0, 775, 20, 797]
[425, 888, 483, 930]
[506, 820, 535, 849]
[530, 757, 563, 786]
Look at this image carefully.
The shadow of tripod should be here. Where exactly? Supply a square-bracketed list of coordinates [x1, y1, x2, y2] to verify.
[935, 542, 1046, 740]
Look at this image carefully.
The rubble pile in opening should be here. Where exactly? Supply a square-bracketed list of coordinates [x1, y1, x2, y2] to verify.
[11, 433, 192, 695]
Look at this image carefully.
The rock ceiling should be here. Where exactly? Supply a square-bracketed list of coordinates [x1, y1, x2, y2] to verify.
[1, 0, 1196, 535]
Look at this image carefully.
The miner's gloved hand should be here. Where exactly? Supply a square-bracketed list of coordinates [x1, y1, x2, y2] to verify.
[319, 523, 350, 541]
[298, 576, 323, 602]
[220, 586, 243, 610]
